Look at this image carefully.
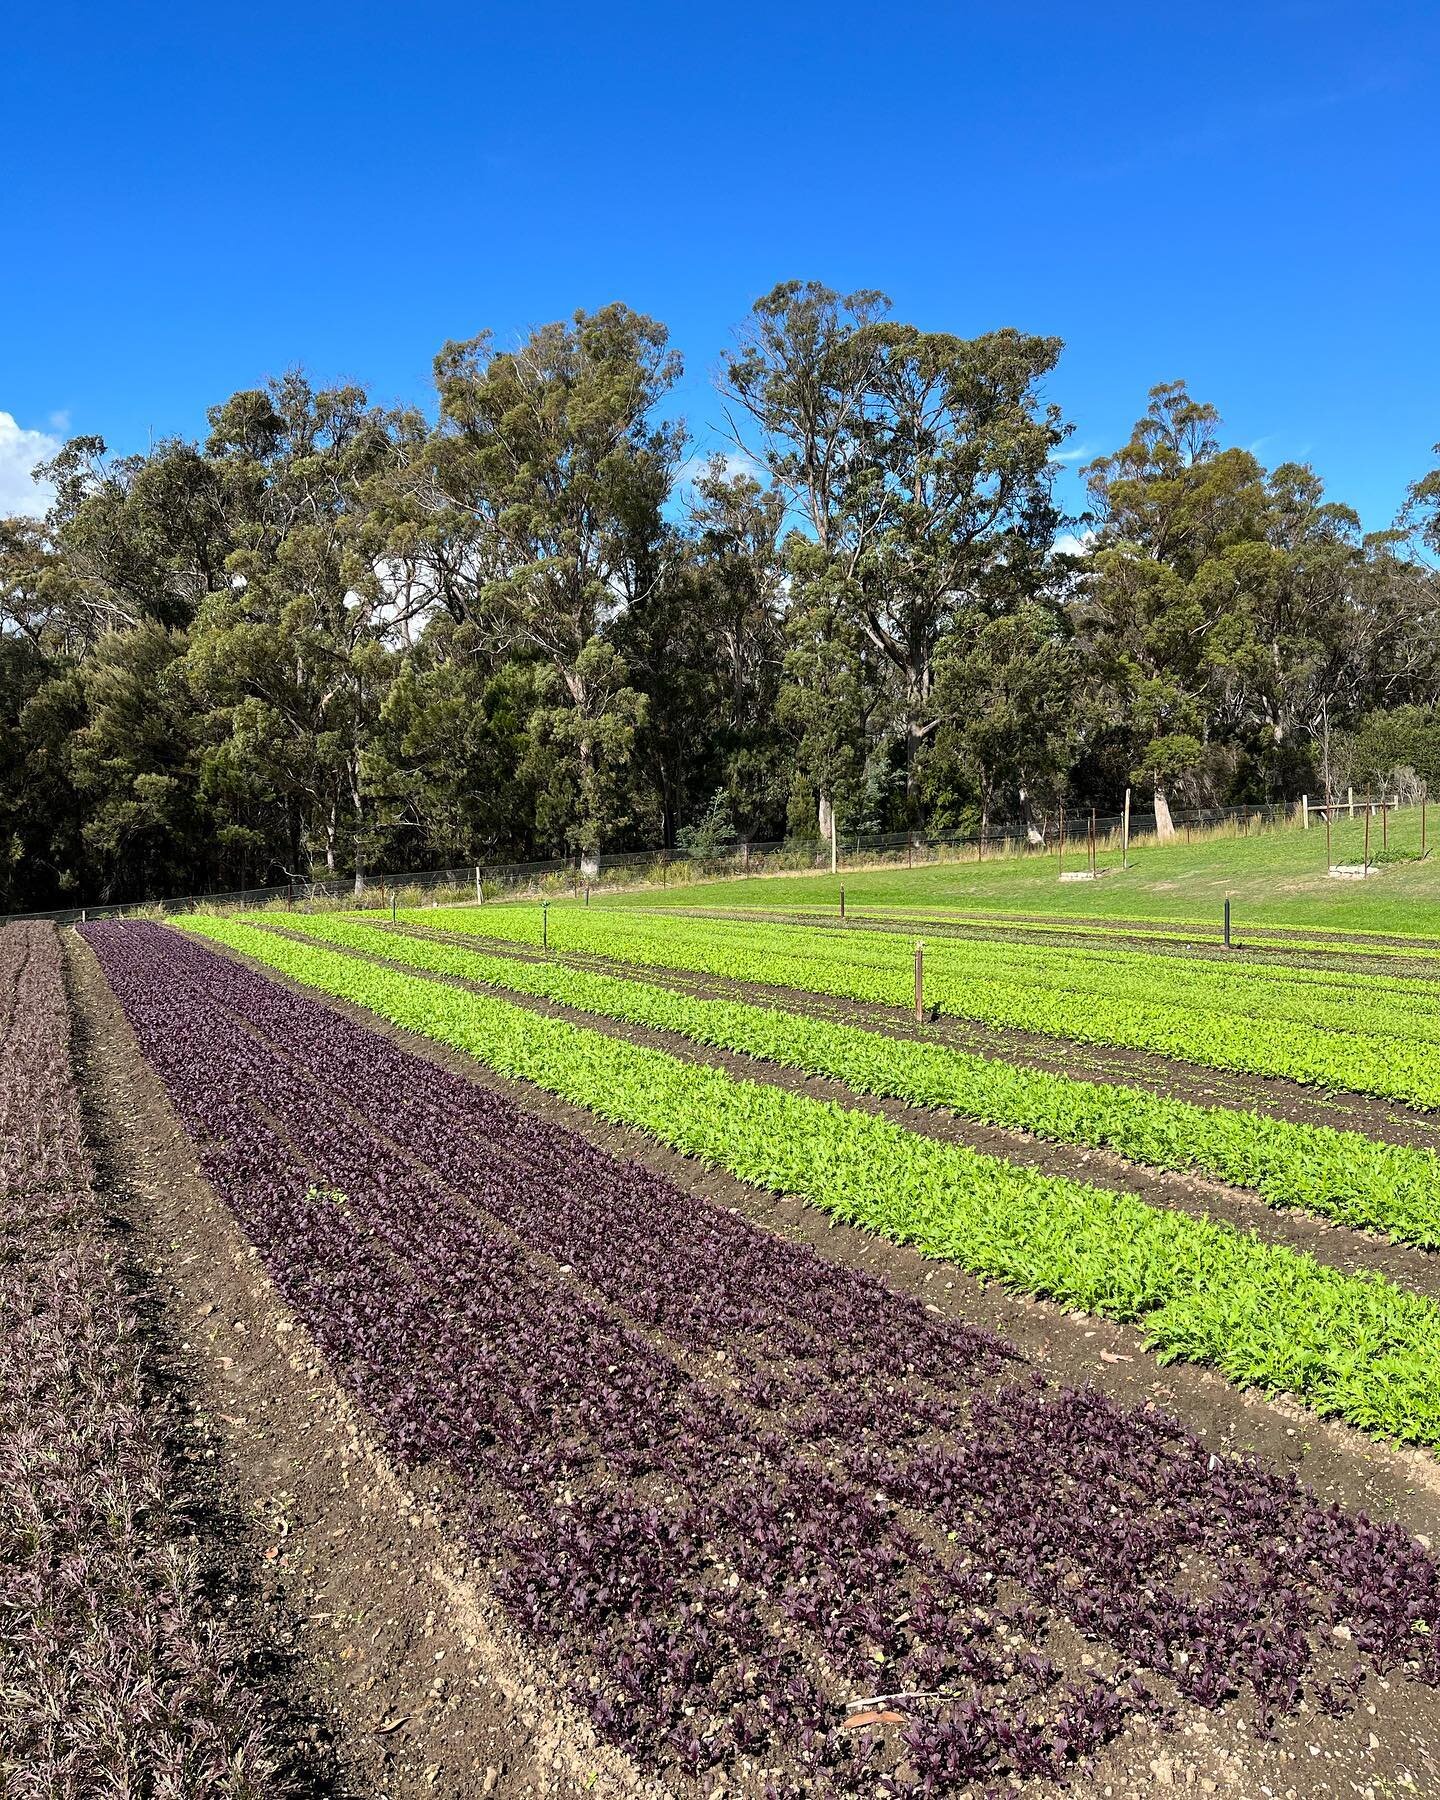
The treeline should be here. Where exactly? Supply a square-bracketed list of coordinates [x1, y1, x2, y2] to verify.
[3, 281, 1440, 911]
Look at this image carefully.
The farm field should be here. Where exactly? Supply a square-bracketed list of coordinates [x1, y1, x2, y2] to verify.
[12, 891, 1440, 1798]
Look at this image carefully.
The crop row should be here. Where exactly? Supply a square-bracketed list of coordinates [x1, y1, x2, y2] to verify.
[84, 921, 1440, 1788]
[401, 903, 1440, 1107]
[0, 923, 291, 1797]
[261, 912, 1440, 1247]
[188, 915, 1440, 1451]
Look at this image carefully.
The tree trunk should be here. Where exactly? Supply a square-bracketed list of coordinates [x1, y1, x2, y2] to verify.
[817, 791, 834, 853]
[1154, 783, 1177, 843]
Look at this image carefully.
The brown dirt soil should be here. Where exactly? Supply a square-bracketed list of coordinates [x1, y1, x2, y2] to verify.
[196, 923, 1440, 1800]
[399, 920, 1440, 1152]
[64, 929, 664, 1800]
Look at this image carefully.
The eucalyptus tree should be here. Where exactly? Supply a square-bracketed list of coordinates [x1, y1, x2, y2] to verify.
[723, 280, 1070, 826]
[184, 375, 407, 890]
[421, 303, 684, 864]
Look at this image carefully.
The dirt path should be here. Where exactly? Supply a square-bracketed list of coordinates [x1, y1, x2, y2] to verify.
[65, 928, 660, 1800]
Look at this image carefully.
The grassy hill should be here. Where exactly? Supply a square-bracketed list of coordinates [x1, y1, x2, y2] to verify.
[611, 808, 1440, 940]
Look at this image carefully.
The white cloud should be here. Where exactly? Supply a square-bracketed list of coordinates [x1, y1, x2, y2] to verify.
[674, 448, 766, 491]
[1054, 442, 1094, 464]
[0, 412, 62, 517]
[1050, 529, 1097, 558]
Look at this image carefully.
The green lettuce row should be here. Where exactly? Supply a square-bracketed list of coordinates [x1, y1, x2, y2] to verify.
[182, 914, 1440, 1451]
[401, 903, 1440, 1108]
[264, 911, 1440, 1248]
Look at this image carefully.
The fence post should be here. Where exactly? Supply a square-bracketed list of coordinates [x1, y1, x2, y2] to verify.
[1088, 807, 1097, 876]
[1348, 787, 1354, 818]
[1057, 807, 1065, 877]
[1424, 793, 1429, 854]
[542, 900, 549, 950]
[1364, 804, 1371, 870]
[1122, 787, 1131, 869]
[1383, 802, 1389, 851]
[839, 883, 845, 920]
[1223, 897, 1231, 949]
[914, 940, 924, 1023]
[1325, 807, 1331, 874]
[1302, 794, 1309, 830]
[391, 889, 397, 923]
[585, 885, 591, 906]
[287, 880, 294, 912]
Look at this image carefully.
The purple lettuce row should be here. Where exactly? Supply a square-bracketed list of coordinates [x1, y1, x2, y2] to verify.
[85, 922, 1142, 1783]
[0, 922, 295, 1799]
[0, 923, 89, 1202]
[81, 922, 1440, 1791]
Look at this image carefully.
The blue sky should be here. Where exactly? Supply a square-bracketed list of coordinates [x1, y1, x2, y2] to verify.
[4, 0, 1437, 530]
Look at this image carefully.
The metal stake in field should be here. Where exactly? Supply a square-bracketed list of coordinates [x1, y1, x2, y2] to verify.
[391, 889, 397, 923]
[1122, 787, 1131, 869]
[475, 864, 482, 905]
[1424, 790, 1429, 854]
[839, 883, 845, 919]
[1223, 897, 1232, 949]
[1383, 801, 1389, 851]
[1088, 807, 1097, 876]
[542, 900, 549, 950]
[1364, 804, 1371, 871]
[1325, 806, 1332, 874]
[914, 940, 925, 1023]
[1057, 806, 1065, 877]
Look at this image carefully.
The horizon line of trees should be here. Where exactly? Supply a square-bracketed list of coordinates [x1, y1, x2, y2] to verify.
[4, 279, 1440, 911]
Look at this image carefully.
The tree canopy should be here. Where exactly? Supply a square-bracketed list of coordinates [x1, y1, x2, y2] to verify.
[2, 292, 1437, 912]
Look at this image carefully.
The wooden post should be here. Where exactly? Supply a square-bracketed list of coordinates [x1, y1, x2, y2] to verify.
[914, 940, 924, 1023]
[1325, 807, 1332, 873]
[585, 885, 591, 906]
[542, 901, 549, 950]
[907, 838, 913, 868]
[1223, 897, 1231, 949]
[287, 880, 294, 912]
[1348, 786, 1354, 818]
[1424, 794, 1428, 854]
[830, 806, 839, 876]
[1302, 794, 1309, 830]
[475, 865, 482, 904]
[1364, 805, 1371, 870]
[1383, 802, 1389, 851]
[1057, 807, 1065, 876]
[1089, 807, 1097, 876]
[391, 890, 397, 923]
[1122, 787, 1131, 869]
[839, 883, 845, 920]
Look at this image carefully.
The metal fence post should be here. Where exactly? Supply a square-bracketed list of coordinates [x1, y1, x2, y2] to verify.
[914, 940, 924, 1023]
[1223, 897, 1231, 948]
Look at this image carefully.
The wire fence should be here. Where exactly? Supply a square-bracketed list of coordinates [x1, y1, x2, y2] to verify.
[2, 794, 1348, 925]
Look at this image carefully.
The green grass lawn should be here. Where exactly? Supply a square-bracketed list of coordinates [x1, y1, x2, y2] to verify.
[610, 809, 1440, 940]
